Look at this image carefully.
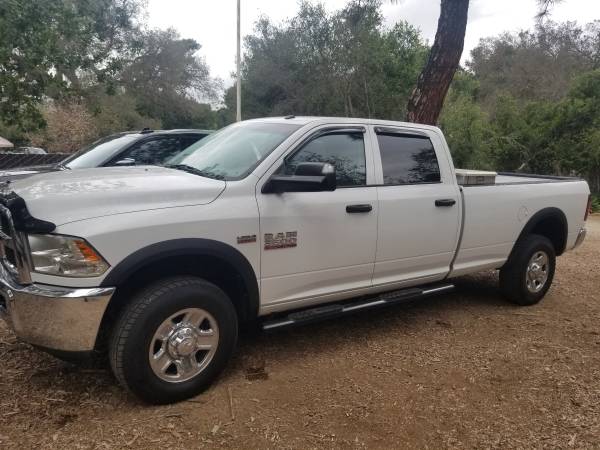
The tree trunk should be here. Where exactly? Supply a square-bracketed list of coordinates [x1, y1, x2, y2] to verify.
[406, 0, 470, 125]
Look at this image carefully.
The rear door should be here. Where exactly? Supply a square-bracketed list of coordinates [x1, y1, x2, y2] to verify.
[256, 125, 378, 311]
[370, 126, 461, 289]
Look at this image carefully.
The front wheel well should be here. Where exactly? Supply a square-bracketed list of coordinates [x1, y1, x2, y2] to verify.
[95, 253, 256, 352]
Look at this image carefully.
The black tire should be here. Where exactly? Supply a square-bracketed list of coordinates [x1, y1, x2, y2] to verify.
[499, 234, 556, 306]
[109, 276, 238, 404]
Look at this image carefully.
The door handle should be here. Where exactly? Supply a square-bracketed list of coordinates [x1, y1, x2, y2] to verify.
[435, 199, 456, 207]
[346, 204, 373, 213]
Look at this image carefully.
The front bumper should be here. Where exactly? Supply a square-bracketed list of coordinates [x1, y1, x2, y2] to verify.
[0, 263, 115, 352]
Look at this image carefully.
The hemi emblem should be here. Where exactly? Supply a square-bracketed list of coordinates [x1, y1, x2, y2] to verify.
[264, 231, 297, 250]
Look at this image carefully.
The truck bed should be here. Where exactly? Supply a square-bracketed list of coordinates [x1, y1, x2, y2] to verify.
[451, 172, 589, 278]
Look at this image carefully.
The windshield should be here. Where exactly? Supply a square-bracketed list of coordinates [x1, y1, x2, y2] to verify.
[166, 122, 301, 180]
[63, 134, 139, 169]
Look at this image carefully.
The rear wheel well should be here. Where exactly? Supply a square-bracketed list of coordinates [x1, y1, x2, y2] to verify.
[529, 217, 567, 255]
[95, 254, 253, 352]
[517, 208, 568, 257]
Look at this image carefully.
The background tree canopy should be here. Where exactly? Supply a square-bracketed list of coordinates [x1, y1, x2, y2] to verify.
[0, 0, 221, 149]
[441, 20, 600, 191]
[223, 1, 428, 121]
[0, 0, 599, 196]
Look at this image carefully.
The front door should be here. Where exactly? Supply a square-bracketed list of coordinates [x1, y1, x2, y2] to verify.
[256, 125, 378, 312]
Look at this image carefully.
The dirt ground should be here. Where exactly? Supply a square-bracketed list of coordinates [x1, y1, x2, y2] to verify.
[1, 217, 599, 449]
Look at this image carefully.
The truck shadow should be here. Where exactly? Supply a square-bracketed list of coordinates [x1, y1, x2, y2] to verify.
[227, 271, 510, 380]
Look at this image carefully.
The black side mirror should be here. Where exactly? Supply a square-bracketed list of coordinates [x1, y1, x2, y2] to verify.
[262, 162, 337, 194]
[114, 157, 136, 166]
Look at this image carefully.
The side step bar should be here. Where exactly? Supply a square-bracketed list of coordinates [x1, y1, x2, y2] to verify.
[262, 283, 455, 331]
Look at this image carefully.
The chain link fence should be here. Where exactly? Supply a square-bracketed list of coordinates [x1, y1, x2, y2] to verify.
[0, 153, 68, 170]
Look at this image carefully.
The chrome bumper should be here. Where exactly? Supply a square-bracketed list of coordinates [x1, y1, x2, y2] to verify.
[0, 263, 114, 352]
[573, 227, 587, 249]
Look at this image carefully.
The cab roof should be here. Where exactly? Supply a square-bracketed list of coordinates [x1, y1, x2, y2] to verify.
[244, 116, 442, 132]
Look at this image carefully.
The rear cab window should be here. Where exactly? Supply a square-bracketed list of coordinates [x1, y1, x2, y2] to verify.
[374, 127, 441, 185]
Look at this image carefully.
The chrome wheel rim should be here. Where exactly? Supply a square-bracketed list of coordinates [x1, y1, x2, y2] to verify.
[526, 251, 549, 293]
[148, 308, 219, 383]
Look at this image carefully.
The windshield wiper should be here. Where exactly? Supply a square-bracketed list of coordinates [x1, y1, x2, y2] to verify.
[164, 164, 225, 180]
[55, 162, 71, 170]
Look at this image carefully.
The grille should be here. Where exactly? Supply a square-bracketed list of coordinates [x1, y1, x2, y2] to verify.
[0, 210, 11, 240]
[4, 246, 16, 268]
[0, 206, 17, 270]
[0, 204, 31, 284]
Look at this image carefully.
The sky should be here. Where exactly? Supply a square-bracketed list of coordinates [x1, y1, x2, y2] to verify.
[146, 0, 600, 86]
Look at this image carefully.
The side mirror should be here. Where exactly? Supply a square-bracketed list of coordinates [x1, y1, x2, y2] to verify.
[262, 162, 337, 194]
[114, 157, 136, 166]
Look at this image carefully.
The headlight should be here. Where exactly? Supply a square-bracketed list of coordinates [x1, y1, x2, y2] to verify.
[28, 234, 109, 277]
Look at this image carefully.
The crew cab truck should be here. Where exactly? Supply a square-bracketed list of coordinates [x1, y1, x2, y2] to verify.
[0, 117, 590, 404]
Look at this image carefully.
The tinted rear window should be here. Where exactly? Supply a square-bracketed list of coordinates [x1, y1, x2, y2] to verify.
[376, 133, 441, 185]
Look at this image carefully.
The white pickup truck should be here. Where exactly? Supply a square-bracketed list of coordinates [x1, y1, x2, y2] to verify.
[0, 117, 590, 403]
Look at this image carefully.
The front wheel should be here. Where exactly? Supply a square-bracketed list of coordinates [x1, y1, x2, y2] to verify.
[499, 234, 556, 306]
[109, 277, 238, 404]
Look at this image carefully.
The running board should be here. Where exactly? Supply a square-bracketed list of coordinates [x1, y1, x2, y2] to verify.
[262, 283, 455, 331]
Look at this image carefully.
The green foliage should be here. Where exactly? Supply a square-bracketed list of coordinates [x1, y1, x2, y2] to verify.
[442, 68, 600, 192]
[0, 0, 142, 130]
[440, 70, 600, 192]
[550, 69, 600, 190]
[0, 0, 220, 147]
[84, 89, 162, 137]
[445, 22, 600, 193]
[591, 194, 600, 213]
[0, 0, 60, 130]
[440, 72, 494, 169]
[468, 21, 600, 105]
[228, 0, 427, 120]
[121, 28, 221, 129]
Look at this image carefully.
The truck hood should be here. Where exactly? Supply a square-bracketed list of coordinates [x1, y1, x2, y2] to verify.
[10, 166, 226, 226]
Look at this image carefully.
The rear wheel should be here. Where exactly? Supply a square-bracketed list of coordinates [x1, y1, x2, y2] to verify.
[499, 234, 556, 306]
[109, 277, 238, 404]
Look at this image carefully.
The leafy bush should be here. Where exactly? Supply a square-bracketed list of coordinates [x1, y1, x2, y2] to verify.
[28, 101, 98, 153]
[86, 90, 162, 137]
[591, 194, 600, 214]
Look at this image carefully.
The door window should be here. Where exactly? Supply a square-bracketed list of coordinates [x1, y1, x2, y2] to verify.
[283, 131, 366, 187]
[376, 133, 440, 185]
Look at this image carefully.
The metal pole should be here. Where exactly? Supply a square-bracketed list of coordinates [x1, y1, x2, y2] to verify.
[236, 0, 241, 122]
